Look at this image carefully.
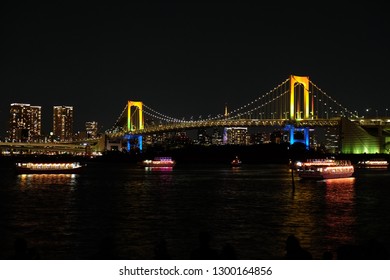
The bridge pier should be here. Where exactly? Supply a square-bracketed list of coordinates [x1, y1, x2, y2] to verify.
[286, 125, 310, 150]
[125, 134, 143, 152]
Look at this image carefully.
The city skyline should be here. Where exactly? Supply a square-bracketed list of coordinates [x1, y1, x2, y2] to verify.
[3, 102, 98, 140]
[1, 2, 389, 137]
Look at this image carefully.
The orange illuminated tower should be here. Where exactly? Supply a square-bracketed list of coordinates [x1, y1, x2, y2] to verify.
[289, 75, 309, 120]
[127, 101, 144, 132]
[288, 75, 310, 149]
[126, 101, 144, 151]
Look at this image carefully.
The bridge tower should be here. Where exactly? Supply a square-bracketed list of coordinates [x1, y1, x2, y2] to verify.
[290, 75, 310, 120]
[126, 101, 144, 152]
[288, 75, 310, 149]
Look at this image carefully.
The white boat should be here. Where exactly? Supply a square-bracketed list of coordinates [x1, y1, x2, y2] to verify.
[297, 159, 354, 180]
[141, 157, 176, 168]
[356, 159, 389, 169]
[15, 162, 84, 174]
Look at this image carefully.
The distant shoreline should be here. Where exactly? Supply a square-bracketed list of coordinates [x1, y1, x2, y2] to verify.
[1, 143, 389, 165]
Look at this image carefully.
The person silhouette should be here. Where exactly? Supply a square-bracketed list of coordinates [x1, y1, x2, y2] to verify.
[284, 234, 312, 260]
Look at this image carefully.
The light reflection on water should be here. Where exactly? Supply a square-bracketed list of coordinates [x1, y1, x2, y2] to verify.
[1, 163, 390, 260]
[144, 166, 173, 172]
[17, 174, 78, 188]
[323, 177, 356, 248]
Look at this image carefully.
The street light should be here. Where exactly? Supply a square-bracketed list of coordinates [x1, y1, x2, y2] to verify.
[365, 108, 371, 119]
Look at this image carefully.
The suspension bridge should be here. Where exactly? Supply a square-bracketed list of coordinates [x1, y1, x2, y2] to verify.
[1, 75, 388, 155]
[106, 74, 390, 154]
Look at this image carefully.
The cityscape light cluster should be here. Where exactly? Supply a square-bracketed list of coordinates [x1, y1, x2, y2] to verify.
[6, 103, 98, 143]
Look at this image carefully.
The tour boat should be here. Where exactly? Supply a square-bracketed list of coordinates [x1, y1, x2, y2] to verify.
[15, 162, 84, 174]
[297, 159, 354, 180]
[141, 157, 176, 168]
[356, 159, 389, 169]
[231, 156, 242, 167]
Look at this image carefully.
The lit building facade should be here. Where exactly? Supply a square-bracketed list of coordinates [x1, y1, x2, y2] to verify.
[253, 131, 266, 144]
[324, 126, 340, 153]
[53, 106, 73, 141]
[340, 117, 383, 154]
[211, 128, 223, 145]
[85, 121, 98, 139]
[8, 103, 41, 142]
[223, 127, 248, 145]
[196, 128, 211, 145]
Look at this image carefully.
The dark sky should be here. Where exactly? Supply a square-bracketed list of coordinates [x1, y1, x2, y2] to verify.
[1, 2, 389, 137]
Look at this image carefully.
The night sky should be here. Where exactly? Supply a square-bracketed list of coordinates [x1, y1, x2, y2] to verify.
[1, 2, 389, 137]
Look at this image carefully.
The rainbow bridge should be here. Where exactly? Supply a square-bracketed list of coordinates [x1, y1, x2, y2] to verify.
[106, 75, 390, 154]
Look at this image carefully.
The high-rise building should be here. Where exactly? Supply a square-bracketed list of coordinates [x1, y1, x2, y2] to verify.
[324, 126, 340, 153]
[223, 127, 248, 145]
[53, 106, 73, 141]
[211, 128, 223, 145]
[196, 128, 211, 145]
[8, 103, 41, 142]
[85, 121, 98, 139]
[30, 105, 42, 141]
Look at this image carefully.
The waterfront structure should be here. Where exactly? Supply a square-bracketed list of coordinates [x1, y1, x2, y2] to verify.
[341, 117, 390, 154]
[8, 103, 41, 142]
[356, 159, 389, 169]
[53, 106, 73, 141]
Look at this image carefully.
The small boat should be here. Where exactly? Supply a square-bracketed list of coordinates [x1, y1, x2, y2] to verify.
[141, 157, 176, 168]
[356, 159, 389, 169]
[15, 162, 84, 174]
[231, 156, 242, 167]
[297, 158, 354, 180]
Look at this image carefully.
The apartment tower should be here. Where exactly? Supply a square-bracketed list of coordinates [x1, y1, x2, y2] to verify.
[8, 103, 41, 142]
[53, 106, 73, 141]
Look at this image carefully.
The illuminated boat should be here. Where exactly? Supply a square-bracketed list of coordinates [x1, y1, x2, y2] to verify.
[297, 159, 354, 180]
[15, 162, 84, 174]
[141, 157, 176, 168]
[231, 156, 242, 167]
[356, 159, 389, 169]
